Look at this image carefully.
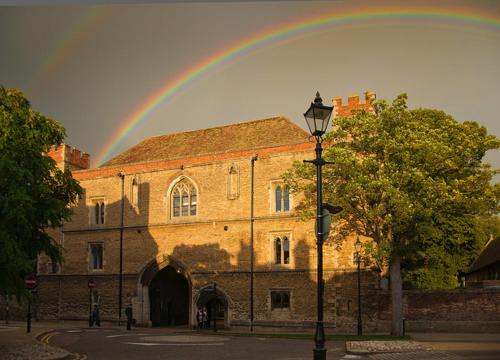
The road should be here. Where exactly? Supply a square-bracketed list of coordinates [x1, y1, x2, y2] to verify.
[47, 327, 346, 360]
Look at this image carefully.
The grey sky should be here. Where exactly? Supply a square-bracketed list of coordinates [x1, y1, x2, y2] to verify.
[0, 0, 499, 173]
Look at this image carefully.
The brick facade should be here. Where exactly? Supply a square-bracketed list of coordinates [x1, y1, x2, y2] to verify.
[4, 94, 498, 333]
[30, 114, 381, 331]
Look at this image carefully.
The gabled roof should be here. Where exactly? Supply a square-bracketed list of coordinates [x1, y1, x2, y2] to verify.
[468, 237, 500, 274]
[101, 117, 310, 167]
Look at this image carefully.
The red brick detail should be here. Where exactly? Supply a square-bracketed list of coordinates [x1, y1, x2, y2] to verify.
[73, 142, 314, 181]
[48, 144, 90, 170]
[333, 91, 376, 117]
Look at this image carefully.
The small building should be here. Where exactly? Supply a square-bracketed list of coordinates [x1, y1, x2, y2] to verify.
[466, 237, 500, 288]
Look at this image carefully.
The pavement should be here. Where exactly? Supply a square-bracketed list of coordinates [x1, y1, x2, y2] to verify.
[0, 321, 499, 360]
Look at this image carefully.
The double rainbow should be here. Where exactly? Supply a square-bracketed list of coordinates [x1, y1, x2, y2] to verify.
[94, 4, 500, 167]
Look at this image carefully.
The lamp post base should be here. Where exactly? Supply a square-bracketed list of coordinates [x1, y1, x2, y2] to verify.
[313, 348, 327, 360]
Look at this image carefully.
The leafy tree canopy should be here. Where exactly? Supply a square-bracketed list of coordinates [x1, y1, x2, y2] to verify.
[0, 86, 82, 298]
[284, 94, 499, 334]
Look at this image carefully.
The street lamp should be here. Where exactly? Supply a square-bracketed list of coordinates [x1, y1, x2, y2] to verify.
[355, 237, 362, 336]
[303, 91, 333, 360]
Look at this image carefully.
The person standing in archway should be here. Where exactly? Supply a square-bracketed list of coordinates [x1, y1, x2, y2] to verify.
[202, 307, 208, 329]
[196, 308, 203, 329]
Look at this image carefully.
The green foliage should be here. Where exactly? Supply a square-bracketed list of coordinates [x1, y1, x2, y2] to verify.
[0, 86, 82, 298]
[284, 94, 499, 289]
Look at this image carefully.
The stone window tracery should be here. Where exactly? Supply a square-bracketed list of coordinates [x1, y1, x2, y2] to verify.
[90, 198, 105, 225]
[274, 236, 290, 265]
[171, 179, 197, 218]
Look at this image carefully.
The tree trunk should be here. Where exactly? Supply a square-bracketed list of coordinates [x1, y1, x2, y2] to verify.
[390, 254, 403, 336]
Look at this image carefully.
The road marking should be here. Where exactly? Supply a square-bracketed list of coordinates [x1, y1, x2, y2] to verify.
[124, 342, 225, 346]
[68, 330, 83, 333]
[107, 333, 149, 338]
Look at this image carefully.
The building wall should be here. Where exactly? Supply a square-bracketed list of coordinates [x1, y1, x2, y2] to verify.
[34, 144, 374, 331]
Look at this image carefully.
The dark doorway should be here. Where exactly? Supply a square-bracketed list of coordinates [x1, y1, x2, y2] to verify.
[149, 266, 189, 327]
[196, 287, 227, 329]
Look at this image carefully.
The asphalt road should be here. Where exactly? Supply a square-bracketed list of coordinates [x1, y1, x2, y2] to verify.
[47, 327, 346, 360]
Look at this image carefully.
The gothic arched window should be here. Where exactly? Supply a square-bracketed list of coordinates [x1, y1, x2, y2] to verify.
[171, 179, 197, 218]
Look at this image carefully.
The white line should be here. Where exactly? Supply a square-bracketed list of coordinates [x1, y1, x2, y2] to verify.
[107, 334, 131, 338]
[107, 333, 148, 338]
[123, 342, 225, 346]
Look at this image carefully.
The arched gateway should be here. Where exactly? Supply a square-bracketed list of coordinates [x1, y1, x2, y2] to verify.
[133, 255, 230, 328]
[134, 256, 191, 327]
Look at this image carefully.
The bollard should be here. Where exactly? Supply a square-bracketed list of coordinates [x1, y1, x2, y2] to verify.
[402, 318, 406, 337]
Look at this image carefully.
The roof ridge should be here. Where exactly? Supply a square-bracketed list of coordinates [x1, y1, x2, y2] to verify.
[143, 116, 295, 141]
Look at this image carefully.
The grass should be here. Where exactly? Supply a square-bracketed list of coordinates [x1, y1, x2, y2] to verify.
[205, 331, 411, 341]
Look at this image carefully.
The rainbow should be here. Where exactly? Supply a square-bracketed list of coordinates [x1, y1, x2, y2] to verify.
[95, 4, 500, 167]
[30, 7, 111, 93]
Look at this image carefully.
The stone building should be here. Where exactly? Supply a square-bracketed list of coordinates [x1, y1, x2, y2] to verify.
[35, 94, 382, 331]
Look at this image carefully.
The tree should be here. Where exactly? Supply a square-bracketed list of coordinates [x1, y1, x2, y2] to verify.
[0, 86, 82, 298]
[284, 94, 499, 335]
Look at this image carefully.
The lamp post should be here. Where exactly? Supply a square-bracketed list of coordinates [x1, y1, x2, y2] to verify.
[355, 237, 362, 336]
[213, 282, 217, 332]
[303, 92, 333, 360]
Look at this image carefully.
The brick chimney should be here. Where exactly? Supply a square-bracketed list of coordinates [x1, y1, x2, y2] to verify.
[332, 91, 376, 117]
[48, 144, 90, 171]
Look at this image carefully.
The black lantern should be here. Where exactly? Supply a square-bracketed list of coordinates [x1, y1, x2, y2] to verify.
[303, 91, 334, 138]
[355, 237, 362, 254]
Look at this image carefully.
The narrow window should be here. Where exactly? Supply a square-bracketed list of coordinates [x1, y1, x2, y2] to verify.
[173, 190, 180, 217]
[228, 165, 239, 199]
[190, 192, 197, 215]
[283, 186, 290, 211]
[91, 244, 103, 270]
[275, 186, 282, 212]
[283, 236, 290, 264]
[181, 191, 189, 216]
[131, 178, 139, 208]
[275, 237, 281, 264]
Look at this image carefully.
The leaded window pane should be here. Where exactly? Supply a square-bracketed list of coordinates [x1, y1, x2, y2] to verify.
[173, 191, 180, 217]
[91, 245, 103, 270]
[94, 203, 99, 224]
[283, 236, 290, 264]
[275, 186, 282, 212]
[100, 202, 105, 224]
[283, 186, 290, 211]
[275, 237, 281, 264]
[182, 191, 189, 216]
[190, 192, 197, 215]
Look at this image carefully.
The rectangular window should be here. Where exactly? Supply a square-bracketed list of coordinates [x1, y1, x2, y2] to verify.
[271, 290, 290, 310]
[90, 244, 103, 271]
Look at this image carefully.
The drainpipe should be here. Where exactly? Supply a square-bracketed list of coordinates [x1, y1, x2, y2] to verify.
[118, 172, 125, 326]
[250, 154, 258, 331]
